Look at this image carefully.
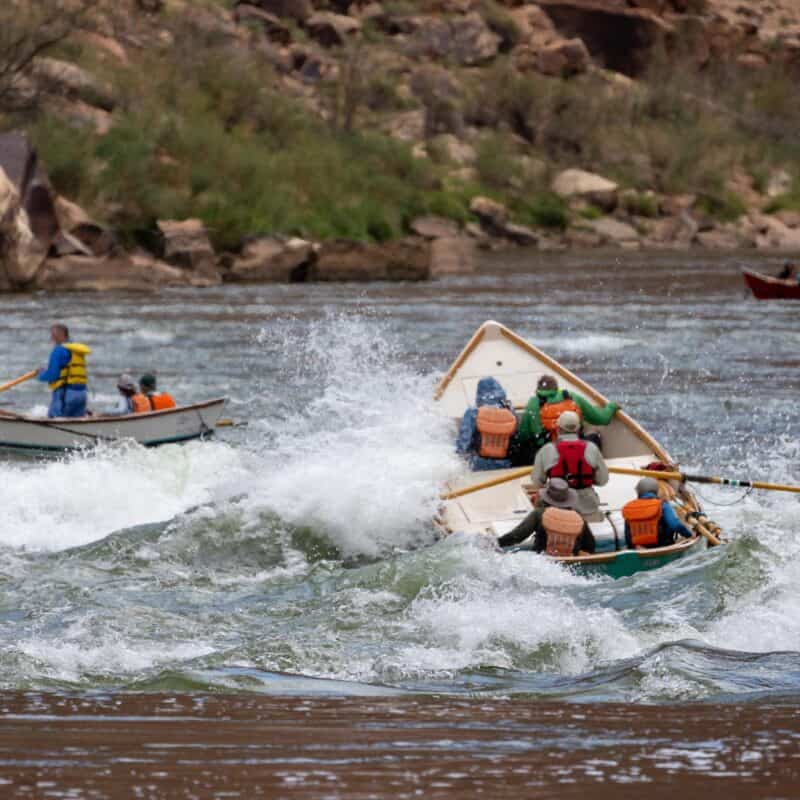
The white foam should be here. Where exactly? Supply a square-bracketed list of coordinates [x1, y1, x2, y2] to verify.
[0, 440, 250, 551]
[244, 316, 461, 558]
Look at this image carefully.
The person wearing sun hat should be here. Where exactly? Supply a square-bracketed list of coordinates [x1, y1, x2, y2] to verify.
[497, 477, 595, 555]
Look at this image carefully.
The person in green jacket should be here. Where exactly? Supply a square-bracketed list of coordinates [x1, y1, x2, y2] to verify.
[515, 375, 619, 463]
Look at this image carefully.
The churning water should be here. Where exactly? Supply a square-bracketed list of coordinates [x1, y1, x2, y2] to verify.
[0, 251, 799, 706]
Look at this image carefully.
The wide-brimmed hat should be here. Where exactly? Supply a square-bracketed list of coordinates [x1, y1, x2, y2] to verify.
[539, 478, 579, 509]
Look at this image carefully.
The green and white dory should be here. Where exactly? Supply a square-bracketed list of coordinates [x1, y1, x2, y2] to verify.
[435, 321, 721, 579]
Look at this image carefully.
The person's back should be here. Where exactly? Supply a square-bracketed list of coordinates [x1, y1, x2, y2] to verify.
[456, 377, 517, 471]
[135, 373, 177, 413]
[518, 374, 619, 461]
[497, 478, 595, 555]
[622, 478, 693, 549]
[532, 411, 609, 516]
[35, 323, 91, 418]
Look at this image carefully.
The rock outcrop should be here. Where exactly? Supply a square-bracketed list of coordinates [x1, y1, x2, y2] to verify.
[312, 239, 430, 282]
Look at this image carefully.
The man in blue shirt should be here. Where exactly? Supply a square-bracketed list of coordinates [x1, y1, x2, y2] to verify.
[35, 323, 91, 418]
[622, 477, 693, 549]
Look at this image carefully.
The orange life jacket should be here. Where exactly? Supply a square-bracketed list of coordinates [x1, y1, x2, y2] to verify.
[622, 497, 663, 548]
[542, 507, 585, 556]
[131, 394, 151, 414]
[476, 406, 517, 459]
[540, 397, 582, 441]
[149, 392, 176, 411]
[547, 439, 595, 489]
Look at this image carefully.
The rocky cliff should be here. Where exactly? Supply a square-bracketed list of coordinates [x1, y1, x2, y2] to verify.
[1, 0, 800, 290]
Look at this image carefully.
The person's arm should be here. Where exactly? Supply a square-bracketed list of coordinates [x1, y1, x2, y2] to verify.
[37, 347, 69, 384]
[455, 409, 477, 454]
[661, 501, 693, 538]
[530, 446, 551, 489]
[497, 509, 542, 548]
[587, 444, 609, 486]
[517, 398, 541, 443]
[573, 393, 619, 426]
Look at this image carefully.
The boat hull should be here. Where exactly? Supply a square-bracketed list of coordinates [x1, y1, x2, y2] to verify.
[0, 398, 226, 452]
[546, 535, 706, 579]
[743, 269, 800, 300]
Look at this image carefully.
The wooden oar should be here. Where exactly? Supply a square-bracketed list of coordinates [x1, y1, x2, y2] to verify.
[441, 466, 531, 500]
[609, 466, 800, 495]
[0, 370, 38, 394]
[216, 419, 247, 428]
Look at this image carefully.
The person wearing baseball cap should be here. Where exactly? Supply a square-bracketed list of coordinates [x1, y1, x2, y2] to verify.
[529, 409, 609, 516]
[516, 374, 619, 463]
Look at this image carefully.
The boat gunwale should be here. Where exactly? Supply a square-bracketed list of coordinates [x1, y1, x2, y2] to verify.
[551, 534, 702, 565]
[0, 397, 227, 427]
[433, 321, 669, 463]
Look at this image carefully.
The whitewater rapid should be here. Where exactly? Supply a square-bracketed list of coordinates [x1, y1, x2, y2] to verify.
[0, 255, 798, 701]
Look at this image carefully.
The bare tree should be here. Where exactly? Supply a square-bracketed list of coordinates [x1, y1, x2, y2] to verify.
[0, 0, 97, 113]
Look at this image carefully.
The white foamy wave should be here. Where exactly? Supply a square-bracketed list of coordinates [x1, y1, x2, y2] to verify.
[531, 333, 640, 354]
[387, 540, 639, 679]
[244, 315, 461, 557]
[0, 440, 250, 551]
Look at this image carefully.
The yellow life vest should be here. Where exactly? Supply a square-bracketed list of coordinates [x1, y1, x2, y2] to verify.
[49, 342, 91, 391]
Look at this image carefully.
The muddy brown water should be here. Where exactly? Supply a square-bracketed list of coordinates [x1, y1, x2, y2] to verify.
[0, 693, 798, 799]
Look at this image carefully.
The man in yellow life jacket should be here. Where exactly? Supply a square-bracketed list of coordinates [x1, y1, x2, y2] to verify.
[622, 478, 693, 549]
[131, 373, 177, 413]
[35, 323, 91, 418]
[497, 478, 595, 556]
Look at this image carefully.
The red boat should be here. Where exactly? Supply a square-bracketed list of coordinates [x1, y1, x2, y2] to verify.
[742, 268, 800, 300]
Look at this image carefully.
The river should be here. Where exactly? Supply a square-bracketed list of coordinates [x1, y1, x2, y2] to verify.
[0, 251, 798, 796]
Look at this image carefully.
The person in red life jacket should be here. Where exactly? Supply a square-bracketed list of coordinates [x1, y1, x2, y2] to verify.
[530, 410, 608, 516]
[131, 373, 177, 413]
[455, 377, 518, 471]
[622, 478, 693, 549]
[497, 478, 595, 555]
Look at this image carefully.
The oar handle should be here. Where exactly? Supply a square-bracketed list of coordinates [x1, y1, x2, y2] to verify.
[609, 466, 800, 495]
[441, 466, 532, 500]
[0, 369, 38, 394]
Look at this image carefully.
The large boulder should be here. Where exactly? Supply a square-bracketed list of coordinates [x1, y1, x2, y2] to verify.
[35, 254, 189, 292]
[537, 37, 590, 76]
[32, 58, 117, 112]
[411, 13, 501, 66]
[469, 196, 508, 234]
[157, 219, 222, 286]
[587, 217, 641, 248]
[750, 213, 800, 250]
[0, 167, 48, 289]
[552, 168, 619, 211]
[305, 12, 361, 47]
[538, 0, 673, 77]
[410, 216, 461, 239]
[429, 236, 477, 277]
[226, 237, 315, 282]
[311, 239, 430, 282]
